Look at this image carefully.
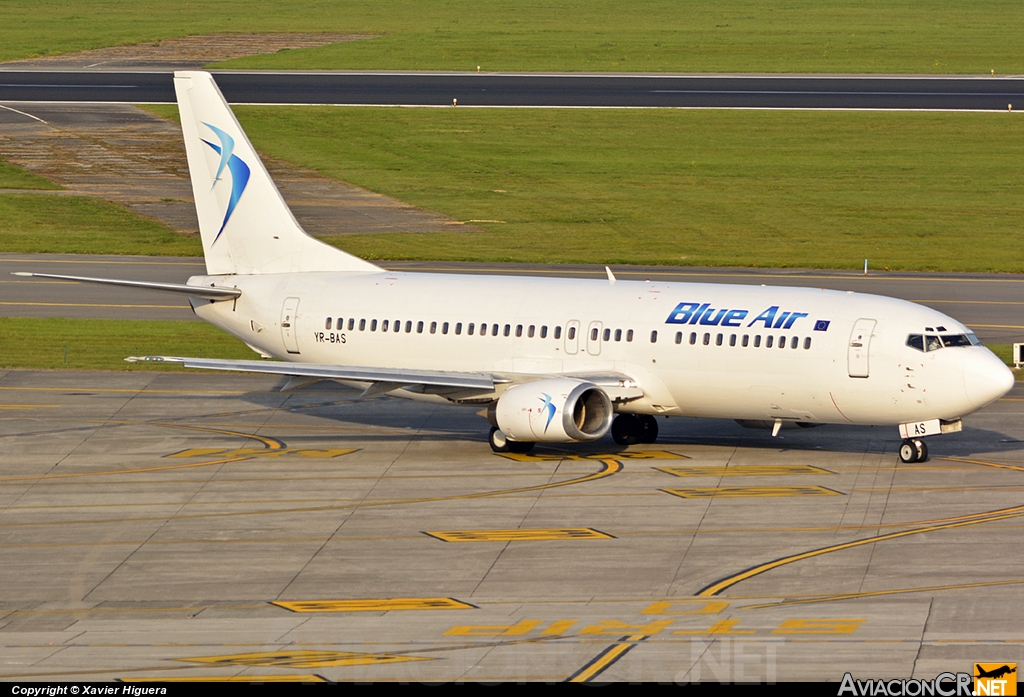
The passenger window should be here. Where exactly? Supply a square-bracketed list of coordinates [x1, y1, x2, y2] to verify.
[442, 322, 449, 335]
[650, 330, 658, 343]
[492, 323, 499, 335]
[348, 318, 355, 331]
[394, 320, 400, 333]
[517, 325, 524, 338]
[614, 329, 622, 342]
[603, 328, 610, 341]
[729, 334, 736, 347]
[591, 327, 599, 341]
[791, 337, 799, 349]
[703, 332, 710, 345]
[325, 318, 332, 330]
[541, 326, 548, 338]
[417, 321, 424, 333]
[766, 335, 774, 348]
[504, 324, 511, 337]
[382, 320, 389, 332]
[359, 319, 366, 331]
[804, 337, 811, 349]
[555, 326, 562, 339]
[779, 336, 786, 349]
[742, 334, 749, 347]
[689, 332, 697, 345]
[406, 321, 413, 333]
[716, 333, 723, 346]
[529, 325, 535, 338]
[567, 327, 575, 340]
[370, 319, 378, 331]
[468, 323, 475, 335]
[754, 335, 761, 347]
[455, 322, 462, 335]
[675, 331, 682, 345]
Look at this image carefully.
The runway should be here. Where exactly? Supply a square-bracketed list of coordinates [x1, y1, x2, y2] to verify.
[1, 368, 1022, 681]
[2, 71, 1024, 109]
[3, 255, 1023, 344]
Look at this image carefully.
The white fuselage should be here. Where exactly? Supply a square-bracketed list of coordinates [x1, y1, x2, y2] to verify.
[189, 270, 1012, 427]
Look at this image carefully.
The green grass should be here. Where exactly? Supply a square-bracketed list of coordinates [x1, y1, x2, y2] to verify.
[3, 1, 1024, 74]
[148, 106, 1024, 272]
[0, 194, 201, 255]
[0, 318, 255, 371]
[0, 159, 62, 190]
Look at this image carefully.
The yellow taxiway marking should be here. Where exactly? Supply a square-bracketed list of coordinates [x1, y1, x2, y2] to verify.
[658, 464, 833, 477]
[941, 455, 1024, 473]
[126, 676, 327, 682]
[0, 404, 60, 410]
[499, 449, 688, 462]
[663, 485, 841, 498]
[700, 505, 1024, 596]
[274, 598, 476, 613]
[424, 528, 614, 542]
[178, 650, 432, 668]
[742, 578, 1024, 610]
[912, 299, 1024, 305]
[168, 447, 357, 459]
[0, 257, 204, 266]
[567, 634, 647, 683]
[967, 323, 1024, 329]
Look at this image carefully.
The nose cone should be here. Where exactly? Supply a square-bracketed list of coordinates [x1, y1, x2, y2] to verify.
[964, 349, 1015, 409]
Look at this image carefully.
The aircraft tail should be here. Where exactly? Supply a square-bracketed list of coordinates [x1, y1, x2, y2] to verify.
[173, 71, 382, 276]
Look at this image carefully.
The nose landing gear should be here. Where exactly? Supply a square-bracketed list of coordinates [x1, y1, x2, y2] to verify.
[898, 438, 928, 463]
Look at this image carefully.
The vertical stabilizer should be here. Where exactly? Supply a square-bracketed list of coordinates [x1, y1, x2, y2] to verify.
[174, 71, 382, 276]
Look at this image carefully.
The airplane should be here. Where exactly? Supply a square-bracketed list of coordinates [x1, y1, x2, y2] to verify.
[14, 71, 1015, 463]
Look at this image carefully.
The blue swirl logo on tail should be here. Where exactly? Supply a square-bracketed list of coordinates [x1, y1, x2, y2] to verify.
[201, 122, 250, 243]
[539, 393, 557, 432]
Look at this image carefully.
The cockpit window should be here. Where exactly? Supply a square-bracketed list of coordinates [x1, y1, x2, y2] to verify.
[908, 332, 977, 352]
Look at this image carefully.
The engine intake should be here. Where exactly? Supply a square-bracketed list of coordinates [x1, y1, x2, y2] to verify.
[494, 378, 613, 442]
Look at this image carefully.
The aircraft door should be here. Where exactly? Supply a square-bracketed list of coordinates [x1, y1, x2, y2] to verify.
[565, 320, 580, 355]
[281, 297, 301, 354]
[848, 318, 876, 378]
[587, 321, 603, 356]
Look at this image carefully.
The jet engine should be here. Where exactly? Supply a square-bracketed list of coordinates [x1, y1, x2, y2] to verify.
[494, 378, 613, 442]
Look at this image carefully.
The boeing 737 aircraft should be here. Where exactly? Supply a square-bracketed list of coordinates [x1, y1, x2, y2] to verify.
[15, 71, 1015, 463]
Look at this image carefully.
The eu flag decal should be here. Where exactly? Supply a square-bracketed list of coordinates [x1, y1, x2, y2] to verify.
[813, 320, 831, 332]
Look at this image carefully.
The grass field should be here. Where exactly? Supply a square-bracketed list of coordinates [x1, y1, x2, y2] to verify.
[0, 318, 254, 371]
[145, 105, 1024, 272]
[3, 1, 1024, 74]
[0, 159, 62, 190]
[0, 194, 200, 255]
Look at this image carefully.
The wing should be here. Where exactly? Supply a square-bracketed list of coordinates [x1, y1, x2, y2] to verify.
[125, 356, 644, 402]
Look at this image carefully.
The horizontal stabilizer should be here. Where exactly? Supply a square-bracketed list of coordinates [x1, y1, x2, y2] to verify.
[125, 356, 496, 391]
[12, 272, 240, 299]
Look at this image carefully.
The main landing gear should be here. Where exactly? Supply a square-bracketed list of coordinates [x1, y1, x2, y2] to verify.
[489, 426, 535, 454]
[898, 438, 928, 463]
[611, 414, 659, 446]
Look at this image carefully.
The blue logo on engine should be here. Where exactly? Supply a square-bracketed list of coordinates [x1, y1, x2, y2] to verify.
[539, 393, 556, 432]
[201, 122, 251, 243]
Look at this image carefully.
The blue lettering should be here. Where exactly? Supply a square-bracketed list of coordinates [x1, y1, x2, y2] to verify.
[688, 303, 710, 325]
[721, 309, 748, 327]
[667, 302, 703, 324]
[773, 311, 791, 329]
[748, 306, 779, 329]
[783, 312, 808, 329]
[699, 308, 728, 326]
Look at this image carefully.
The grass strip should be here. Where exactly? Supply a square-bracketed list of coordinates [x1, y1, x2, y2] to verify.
[0, 318, 255, 371]
[186, 106, 1024, 272]
[0, 194, 201, 256]
[3, 1, 1024, 74]
[0, 159, 62, 191]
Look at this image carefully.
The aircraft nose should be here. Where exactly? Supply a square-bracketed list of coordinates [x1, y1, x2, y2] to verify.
[964, 349, 1015, 409]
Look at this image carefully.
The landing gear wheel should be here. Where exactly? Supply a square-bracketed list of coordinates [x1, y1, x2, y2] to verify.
[913, 438, 928, 462]
[488, 427, 534, 454]
[638, 415, 659, 444]
[899, 439, 922, 463]
[611, 414, 642, 446]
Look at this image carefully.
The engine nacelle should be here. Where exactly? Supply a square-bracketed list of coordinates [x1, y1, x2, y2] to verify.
[495, 378, 613, 442]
